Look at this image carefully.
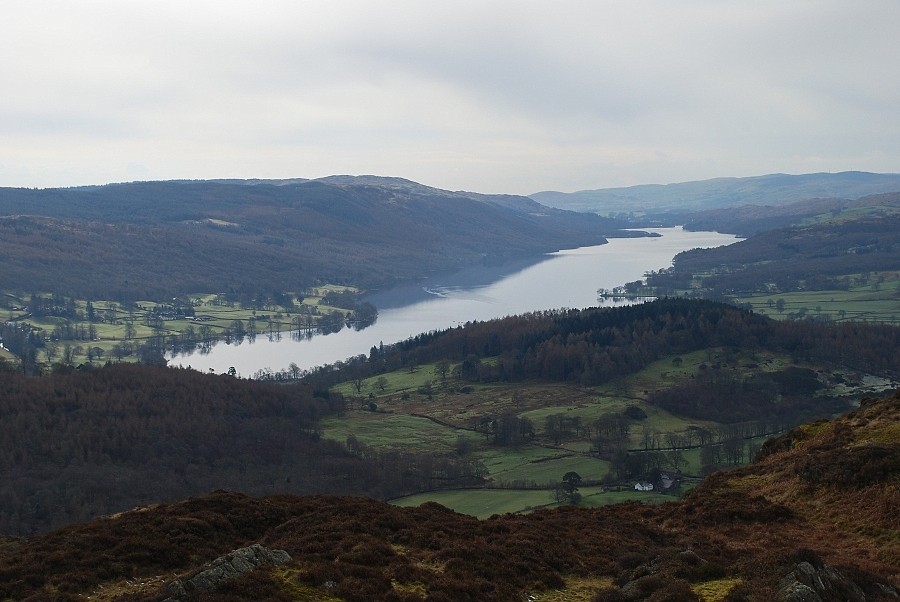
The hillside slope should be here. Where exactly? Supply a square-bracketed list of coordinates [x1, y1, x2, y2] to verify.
[0, 362, 486, 536]
[532, 171, 900, 216]
[645, 215, 900, 307]
[1, 392, 897, 602]
[680, 191, 900, 236]
[4, 299, 897, 536]
[0, 176, 626, 300]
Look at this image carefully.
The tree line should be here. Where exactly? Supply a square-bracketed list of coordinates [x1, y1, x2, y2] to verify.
[305, 298, 900, 395]
[301, 298, 898, 480]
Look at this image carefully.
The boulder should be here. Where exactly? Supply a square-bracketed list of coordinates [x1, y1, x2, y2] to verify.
[162, 543, 291, 601]
[779, 561, 867, 602]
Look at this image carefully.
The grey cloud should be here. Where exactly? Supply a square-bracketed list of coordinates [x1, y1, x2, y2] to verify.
[2, 1, 899, 192]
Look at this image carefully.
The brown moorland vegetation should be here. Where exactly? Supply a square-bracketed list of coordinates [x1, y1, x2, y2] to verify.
[1, 391, 897, 602]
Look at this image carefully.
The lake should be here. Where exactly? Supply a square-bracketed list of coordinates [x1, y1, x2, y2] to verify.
[167, 227, 739, 376]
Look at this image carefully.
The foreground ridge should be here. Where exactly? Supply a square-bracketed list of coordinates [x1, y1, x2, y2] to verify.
[1, 391, 897, 601]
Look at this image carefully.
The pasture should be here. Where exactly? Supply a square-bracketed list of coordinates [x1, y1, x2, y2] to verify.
[317, 334, 881, 523]
[1, 287, 353, 369]
[735, 274, 900, 324]
[391, 485, 674, 518]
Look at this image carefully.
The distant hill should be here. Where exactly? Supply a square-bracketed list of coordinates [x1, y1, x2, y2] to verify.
[1, 391, 896, 601]
[0, 176, 630, 300]
[645, 214, 900, 310]
[679, 191, 900, 236]
[531, 171, 900, 216]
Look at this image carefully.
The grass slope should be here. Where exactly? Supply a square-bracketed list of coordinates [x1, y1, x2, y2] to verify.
[321, 341, 885, 517]
[645, 213, 900, 324]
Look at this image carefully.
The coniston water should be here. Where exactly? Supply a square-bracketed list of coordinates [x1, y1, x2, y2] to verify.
[168, 228, 739, 376]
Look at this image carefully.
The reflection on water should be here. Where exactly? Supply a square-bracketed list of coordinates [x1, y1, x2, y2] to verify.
[363, 254, 553, 309]
[421, 286, 500, 304]
[168, 228, 739, 376]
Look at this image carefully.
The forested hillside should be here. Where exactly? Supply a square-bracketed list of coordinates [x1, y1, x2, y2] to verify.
[305, 298, 899, 396]
[645, 216, 900, 304]
[0, 177, 629, 300]
[0, 363, 484, 535]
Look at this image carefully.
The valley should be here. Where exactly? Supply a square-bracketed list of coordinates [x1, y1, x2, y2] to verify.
[314, 304, 895, 517]
[0, 173, 898, 601]
[5, 3, 900, 598]
[166, 227, 737, 375]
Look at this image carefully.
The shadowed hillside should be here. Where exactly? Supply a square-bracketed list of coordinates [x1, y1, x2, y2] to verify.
[1, 392, 896, 601]
[0, 177, 632, 300]
[679, 191, 900, 236]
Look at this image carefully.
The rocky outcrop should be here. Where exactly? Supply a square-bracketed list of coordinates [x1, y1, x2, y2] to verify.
[613, 550, 729, 600]
[162, 543, 291, 601]
[778, 561, 897, 602]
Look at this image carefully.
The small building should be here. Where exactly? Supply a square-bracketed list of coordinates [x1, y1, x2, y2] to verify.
[634, 482, 654, 492]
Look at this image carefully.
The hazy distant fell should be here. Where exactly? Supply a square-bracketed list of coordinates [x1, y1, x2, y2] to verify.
[532, 171, 900, 214]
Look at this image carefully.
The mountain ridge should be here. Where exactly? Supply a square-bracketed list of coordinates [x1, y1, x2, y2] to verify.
[0, 177, 630, 300]
[531, 171, 900, 215]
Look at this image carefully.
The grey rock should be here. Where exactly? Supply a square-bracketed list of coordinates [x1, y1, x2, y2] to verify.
[779, 561, 868, 602]
[161, 543, 291, 601]
[779, 581, 822, 602]
[270, 548, 292, 564]
[162, 579, 188, 602]
[876, 583, 900, 598]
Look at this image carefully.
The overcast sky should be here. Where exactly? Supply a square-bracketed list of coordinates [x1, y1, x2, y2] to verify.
[3, 1, 899, 194]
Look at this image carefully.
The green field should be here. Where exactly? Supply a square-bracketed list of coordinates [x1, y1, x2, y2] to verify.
[477, 447, 610, 485]
[1, 286, 360, 370]
[391, 485, 675, 518]
[315, 333, 886, 522]
[520, 398, 628, 434]
[734, 275, 900, 324]
[321, 413, 481, 454]
[331, 361, 452, 398]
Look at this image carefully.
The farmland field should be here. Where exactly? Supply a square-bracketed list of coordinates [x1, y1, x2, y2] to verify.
[1, 286, 358, 370]
[391, 485, 675, 518]
[735, 277, 900, 324]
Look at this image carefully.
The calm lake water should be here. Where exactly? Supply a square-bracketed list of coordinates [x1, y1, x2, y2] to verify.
[167, 228, 739, 376]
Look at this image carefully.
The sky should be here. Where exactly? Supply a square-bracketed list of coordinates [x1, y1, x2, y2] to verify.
[3, 1, 900, 195]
